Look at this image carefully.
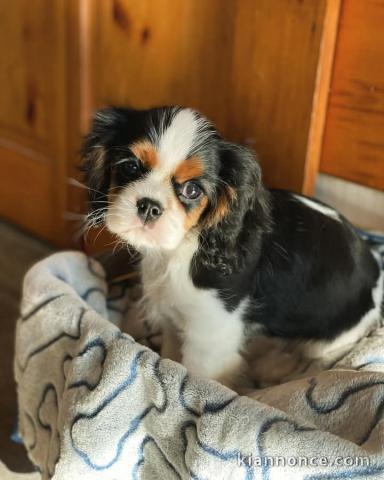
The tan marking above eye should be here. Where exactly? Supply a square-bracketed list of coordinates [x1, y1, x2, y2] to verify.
[205, 186, 236, 228]
[130, 141, 158, 169]
[184, 196, 208, 231]
[174, 156, 204, 184]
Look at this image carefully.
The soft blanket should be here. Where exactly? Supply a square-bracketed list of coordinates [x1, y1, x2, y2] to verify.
[13, 250, 384, 479]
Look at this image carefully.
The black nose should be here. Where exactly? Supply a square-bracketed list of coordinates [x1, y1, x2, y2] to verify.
[136, 197, 163, 224]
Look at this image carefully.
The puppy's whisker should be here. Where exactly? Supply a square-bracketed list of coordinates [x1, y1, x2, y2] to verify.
[90, 195, 119, 203]
[92, 223, 109, 244]
[118, 196, 137, 208]
[69, 179, 123, 202]
[112, 240, 126, 255]
[84, 210, 107, 222]
[86, 206, 108, 213]
[83, 217, 105, 227]
[68, 178, 108, 197]
[67, 178, 89, 189]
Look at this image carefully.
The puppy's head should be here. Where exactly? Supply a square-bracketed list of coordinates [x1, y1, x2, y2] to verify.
[82, 107, 270, 270]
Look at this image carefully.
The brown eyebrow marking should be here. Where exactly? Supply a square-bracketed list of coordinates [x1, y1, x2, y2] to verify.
[130, 141, 158, 169]
[184, 197, 208, 231]
[205, 186, 236, 227]
[174, 156, 204, 184]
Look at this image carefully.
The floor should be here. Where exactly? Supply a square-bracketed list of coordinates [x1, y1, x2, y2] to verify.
[0, 220, 52, 473]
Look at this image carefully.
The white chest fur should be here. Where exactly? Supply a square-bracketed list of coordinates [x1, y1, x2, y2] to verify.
[140, 236, 247, 383]
[140, 236, 198, 327]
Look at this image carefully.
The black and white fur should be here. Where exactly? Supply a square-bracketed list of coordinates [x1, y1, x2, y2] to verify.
[82, 106, 383, 386]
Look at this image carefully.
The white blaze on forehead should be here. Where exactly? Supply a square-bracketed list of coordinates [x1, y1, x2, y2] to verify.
[157, 108, 207, 171]
[129, 170, 170, 205]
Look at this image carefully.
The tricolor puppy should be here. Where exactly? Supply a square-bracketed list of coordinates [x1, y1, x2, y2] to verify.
[82, 106, 383, 386]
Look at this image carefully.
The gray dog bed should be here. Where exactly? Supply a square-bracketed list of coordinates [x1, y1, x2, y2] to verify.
[13, 250, 384, 479]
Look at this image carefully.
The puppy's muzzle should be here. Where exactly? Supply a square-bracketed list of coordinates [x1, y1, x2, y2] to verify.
[136, 197, 163, 224]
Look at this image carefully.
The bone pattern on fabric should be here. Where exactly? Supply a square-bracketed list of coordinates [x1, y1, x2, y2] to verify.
[13, 250, 384, 479]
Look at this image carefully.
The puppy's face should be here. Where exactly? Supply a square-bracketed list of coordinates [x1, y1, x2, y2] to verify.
[82, 107, 232, 251]
[82, 106, 267, 269]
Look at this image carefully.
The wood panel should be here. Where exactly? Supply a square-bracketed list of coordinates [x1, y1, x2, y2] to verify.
[0, 0, 339, 250]
[86, 0, 329, 193]
[0, 0, 61, 147]
[0, 0, 69, 244]
[320, 0, 384, 191]
[62, 0, 91, 248]
[303, 0, 341, 194]
[0, 146, 54, 239]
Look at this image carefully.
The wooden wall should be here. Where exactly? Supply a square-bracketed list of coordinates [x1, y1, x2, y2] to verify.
[320, 0, 384, 191]
[86, 0, 328, 191]
[0, 0, 333, 246]
[0, 0, 69, 243]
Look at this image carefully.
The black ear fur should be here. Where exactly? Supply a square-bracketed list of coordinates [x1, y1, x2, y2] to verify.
[199, 142, 271, 275]
[81, 108, 123, 212]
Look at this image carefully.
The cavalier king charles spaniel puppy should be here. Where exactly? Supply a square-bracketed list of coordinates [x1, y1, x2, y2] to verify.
[82, 106, 383, 387]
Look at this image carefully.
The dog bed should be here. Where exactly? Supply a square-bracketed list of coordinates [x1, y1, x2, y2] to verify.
[13, 249, 384, 479]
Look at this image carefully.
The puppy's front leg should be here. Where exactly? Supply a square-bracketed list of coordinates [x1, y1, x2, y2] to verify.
[180, 307, 246, 388]
[161, 321, 182, 363]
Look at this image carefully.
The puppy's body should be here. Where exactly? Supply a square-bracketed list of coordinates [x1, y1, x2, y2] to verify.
[140, 236, 247, 382]
[140, 190, 382, 383]
[195, 190, 382, 344]
[82, 106, 383, 386]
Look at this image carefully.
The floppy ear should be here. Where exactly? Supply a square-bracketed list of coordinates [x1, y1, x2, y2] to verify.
[198, 141, 271, 275]
[81, 108, 122, 212]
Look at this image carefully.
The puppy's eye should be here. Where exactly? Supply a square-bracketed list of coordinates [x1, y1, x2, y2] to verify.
[116, 157, 140, 177]
[180, 181, 202, 200]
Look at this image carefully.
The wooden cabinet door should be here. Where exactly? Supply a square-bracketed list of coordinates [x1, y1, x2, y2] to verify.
[0, 0, 70, 244]
[80, 0, 338, 252]
[84, 0, 333, 192]
[320, 0, 384, 191]
[0, 0, 339, 250]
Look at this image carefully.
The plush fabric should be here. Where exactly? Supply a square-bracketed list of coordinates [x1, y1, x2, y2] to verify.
[13, 250, 384, 479]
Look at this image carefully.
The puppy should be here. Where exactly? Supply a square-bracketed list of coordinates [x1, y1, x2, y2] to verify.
[82, 106, 383, 387]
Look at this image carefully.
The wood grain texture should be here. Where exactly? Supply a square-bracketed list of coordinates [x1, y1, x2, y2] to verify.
[0, 0, 63, 146]
[0, 0, 70, 244]
[62, 0, 91, 248]
[303, 0, 341, 195]
[86, 0, 327, 193]
[0, 0, 332, 250]
[78, 0, 329, 252]
[320, 0, 384, 191]
[0, 146, 54, 239]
